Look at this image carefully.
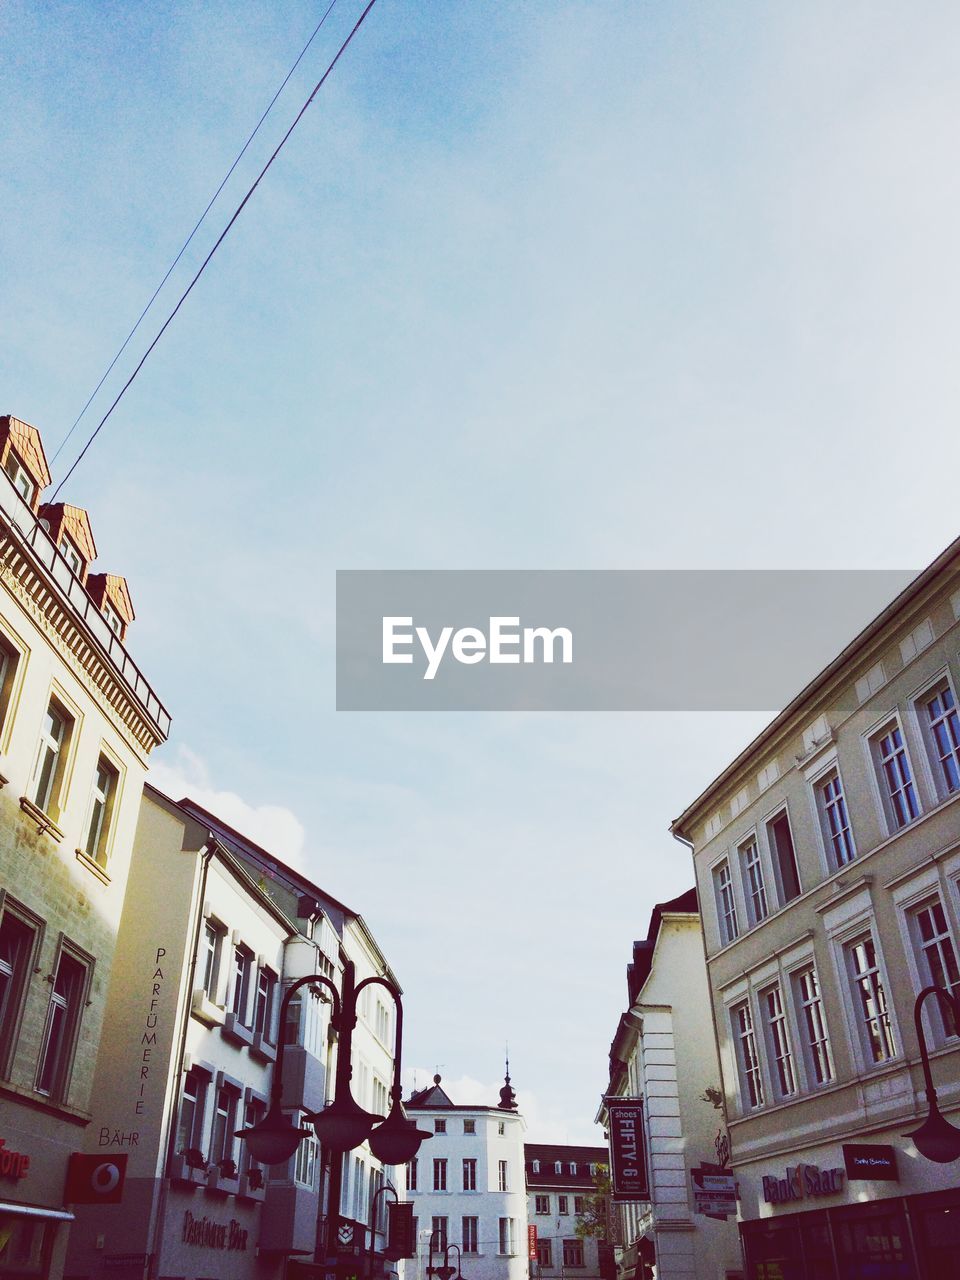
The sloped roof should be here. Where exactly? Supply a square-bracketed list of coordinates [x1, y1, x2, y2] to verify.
[40, 502, 98, 563]
[0, 415, 51, 490]
[87, 572, 134, 623]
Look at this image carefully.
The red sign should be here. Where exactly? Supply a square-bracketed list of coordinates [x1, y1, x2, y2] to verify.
[0, 1138, 29, 1181]
[65, 1153, 128, 1204]
[527, 1225, 538, 1260]
[606, 1099, 648, 1202]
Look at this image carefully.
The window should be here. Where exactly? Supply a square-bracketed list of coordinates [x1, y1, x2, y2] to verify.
[433, 1158, 447, 1191]
[537, 1240, 553, 1268]
[554, 1161, 562, 1174]
[739, 837, 768, 925]
[574, 1196, 584, 1214]
[30, 698, 73, 817]
[532, 1159, 541, 1173]
[817, 771, 856, 868]
[240, 1096, 265, 1180]
[375, 999, 390, 1044]
[872, 722, 920, 830]
[431, 1217, 448, 1251]
[177, 1068, 208, 1154]
[910, 898, 960, 1038]
[760, 984, 796, 1099]
[462, 1216, 478, 1254]
[535, 1194, 550, 1215]
[569, 1162, 577, 1175]
[792, 966, 834, 1086]
[463, 1118, 475, 1134]
[767, 812, 802, 905]
[59, 535, 83, 577]
[210, 1081, 239, 1167]
[407, 1158, 418, 1191]
[589, 1163, 597, 1176]
[498, 1159, 508, 1191]
[372, 1076, 388, 1118]
[563, 1240, 584, 1268]
[732, 999, 764, 1109]
[82, 754, 118, 867]
[558, 1195, 569, 1215]
[353, 1157, 367, 1222]
[0, 635, 21, 740]
[462, 1158, 477, 1191]
[102, 599, 124, 637]
[846, 934, 896, 1064]
[4, 450, 35, 504]
[0, 905, 37, 1076]
[434, 1118, 447, 1134]
[231, 947, 252, 1024]
[36, 947, 87, 1098]
[499, 1218, 517, 1255]
[253, 967, 276, 1040]
[295, 1117, 319, 1187]
[919, 683, 960, 799]
[498, 1121, 505, 1135]
[714, 859, 739, 943]
[201, 922, 222, 1000]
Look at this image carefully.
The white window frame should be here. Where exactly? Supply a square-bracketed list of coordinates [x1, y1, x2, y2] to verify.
[764, 805, 803, 907]
[867, 714, 921, 834]
[912, 670, 960, 805]
[433, 1157, 447, 1192]
[461, 1216, 479, 1254]
[815, 767, 856, 870]
[35, 940, 91, 1100]
[30, 694, 77, 819]
[498, 1158, 508, 1191]
[4, 450, 35, 505]
[788, 961, 835, 1089]
[59, 534, 84, 578]
[0, 898, 41, 1078]
[713, 857, 740, 945]
[730, 997, 765, 1111]
[759, 982, 797, 1100]
[82, 749, 122, 868]
[738, 833, 769, 927]
[462, 1157, 477, 1191]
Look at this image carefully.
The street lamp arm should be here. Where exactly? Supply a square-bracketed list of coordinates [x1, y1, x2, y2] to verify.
[913, 984, 960, 1104]
[271, 973, 342, 1109]
[355, 974, 405, 1101]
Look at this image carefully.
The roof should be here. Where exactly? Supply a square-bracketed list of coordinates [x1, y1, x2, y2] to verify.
[87, 572, 134, 623]
[671, 534, 960, 837]
[1, 415, 51, 490]
[525, 1144, 608, 1187]
[39, 502, 98, 562]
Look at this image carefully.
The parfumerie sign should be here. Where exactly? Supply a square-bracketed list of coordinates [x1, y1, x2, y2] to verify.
[606, 1099, 648, 1202]
[763, 1164, 845, 1205]
[182, 1210, 248, 1251]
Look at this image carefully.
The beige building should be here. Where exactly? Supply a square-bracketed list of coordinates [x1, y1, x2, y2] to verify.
[0, 414, 169, 1279]
[597, 890, 742, 1280]
[671, 536, 960, 1278]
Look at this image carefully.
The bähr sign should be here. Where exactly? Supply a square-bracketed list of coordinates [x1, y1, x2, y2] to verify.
[606, 1099, 648, 1202]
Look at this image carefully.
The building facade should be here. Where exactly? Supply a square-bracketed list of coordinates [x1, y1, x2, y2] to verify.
[404, 1074, 527, 1280]
[672, 536, 960, 1278]
[524, 1144, 611, 1280]
[0, 414, 169, 1279]
[597, 891, 742, 1280]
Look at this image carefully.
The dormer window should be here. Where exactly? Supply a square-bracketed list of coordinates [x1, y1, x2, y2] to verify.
[59, 535, 84, 578]
[4, 450, 35, 505]
[102, 601, 123, 637]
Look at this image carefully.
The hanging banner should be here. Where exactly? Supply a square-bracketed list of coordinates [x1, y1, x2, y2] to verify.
[605, 1099, 648, 1201]
[386, 1202, 416, 1260]
[528, 1225, 538, 1260]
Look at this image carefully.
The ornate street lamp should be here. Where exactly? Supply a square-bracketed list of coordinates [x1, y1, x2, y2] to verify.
[427, 1231, 464, 1280]
[236, 960, 429, 1166]
[904, 983, 960, 1163]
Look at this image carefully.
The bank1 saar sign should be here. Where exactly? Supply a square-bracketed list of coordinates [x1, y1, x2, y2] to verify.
[762, 1163, 845, 1205]
[606, 1100, 649, 1202]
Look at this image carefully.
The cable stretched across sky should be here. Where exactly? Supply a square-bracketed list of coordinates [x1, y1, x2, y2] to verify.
[49, 0, 341, 471]
[51, 0, 379, 503]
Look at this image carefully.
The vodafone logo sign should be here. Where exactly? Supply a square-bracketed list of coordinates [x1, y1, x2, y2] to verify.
[65, 1153, 128, 1204]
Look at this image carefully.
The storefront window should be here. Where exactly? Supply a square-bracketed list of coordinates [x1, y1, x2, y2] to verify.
[832, 1204, 913, 1279]
[0, 1214, 55, 1277]
[743, 1217, 803, 1280]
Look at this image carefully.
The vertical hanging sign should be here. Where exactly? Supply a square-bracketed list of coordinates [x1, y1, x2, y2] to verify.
[606, 1099, 648, 1201]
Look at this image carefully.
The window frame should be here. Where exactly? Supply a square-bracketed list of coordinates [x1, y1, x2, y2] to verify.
[563, 1239, 585, 1269]
[462, 1157, 477, 1192]
[738, 833, 769, 927]
[759, 981, 797, 1101]
[906, 893, 960, 1043]
[80, 747, 122, 870]
[29, 690, 79, 822]
[433, 1157, 447, 1192]
[789, 962, 835, 1089]
[765, 806, 802, 907]
[201, 919, 225, 1002]
[913, 672, 960, 804]
[713, 857, 740, 945]
[0, 895, 43, 1080]
[253, 965, 278, 1042]
[867, 714, 921, 834]
[534, 1194, 550, 1216]
[842, 930, 898, 1068]
[34, 937, 93, 1102]
[0, 621, 27, 753]
[231, 944, 254, 1026]
[730, 997, 765, 1112]
[4, 449, 36, 505]
[461, 1216, 479, 1255]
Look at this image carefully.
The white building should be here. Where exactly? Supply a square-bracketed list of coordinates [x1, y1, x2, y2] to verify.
[597, 889, 742, 1280]
[404, 1073, 528, 1280]
[524, 1143, 612, 1280]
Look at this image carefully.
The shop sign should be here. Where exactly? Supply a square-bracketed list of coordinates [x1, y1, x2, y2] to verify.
[65, 1153, 128, 1204]
[691, 1166, 737, 1219]
[605, 1098, 649, 1201]
[0, 1138, 29, 1180]
[762, 1164, 844, 1205]
[386, 1201, 415, 1260]
[842, 1143, 899, 1181]
[528, 1224, 538, 1260]
[181, 1209, 248, 1251]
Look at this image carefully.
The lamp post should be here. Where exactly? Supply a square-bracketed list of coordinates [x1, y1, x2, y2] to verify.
[903, 983, 960, 1163]
[426, 1231, 464, 1280]
[236, 959, 431, 1261]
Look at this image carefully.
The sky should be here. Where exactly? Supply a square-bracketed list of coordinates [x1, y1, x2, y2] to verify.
[3, 0, 960, 1143]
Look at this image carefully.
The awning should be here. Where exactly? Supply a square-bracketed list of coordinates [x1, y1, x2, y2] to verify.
[0, 1202, 75, 1222]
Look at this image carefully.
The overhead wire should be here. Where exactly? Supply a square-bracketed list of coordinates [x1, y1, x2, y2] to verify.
[51, 0, 379, 501]
[50, 0, 340, 468]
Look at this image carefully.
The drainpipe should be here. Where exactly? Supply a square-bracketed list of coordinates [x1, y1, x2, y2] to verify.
[147, 834, 217, 1280]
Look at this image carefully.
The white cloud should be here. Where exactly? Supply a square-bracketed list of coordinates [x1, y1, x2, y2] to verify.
[402, 1068, 593, 1145]
[149, 744, 307, 870]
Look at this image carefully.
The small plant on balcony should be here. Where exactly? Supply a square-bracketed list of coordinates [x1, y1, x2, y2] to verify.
[247, 1167, 265, 1190]
[218, 1158, 238, 1179]
[183, 1148, 208, 1171]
